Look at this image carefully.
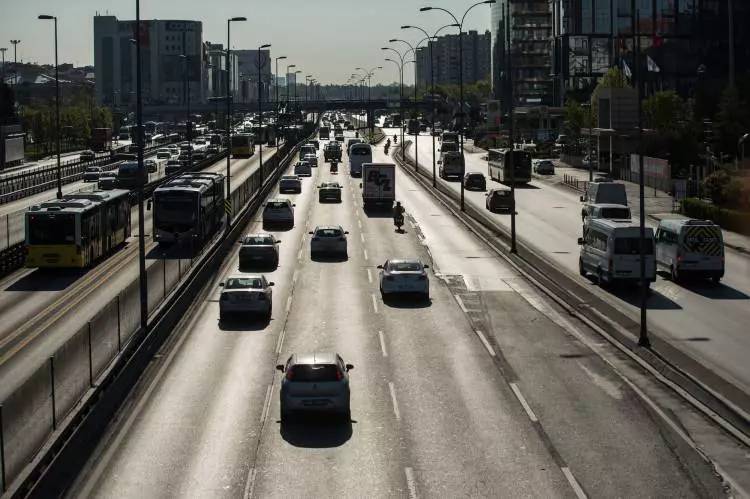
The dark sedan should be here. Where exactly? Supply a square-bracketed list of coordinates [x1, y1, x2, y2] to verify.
[463, 172, 487, 191]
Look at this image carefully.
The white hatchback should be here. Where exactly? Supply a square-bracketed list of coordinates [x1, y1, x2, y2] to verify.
[219, 274, 274, 321]
[378, 259, 430, 300]
[309, 225, 348, 257]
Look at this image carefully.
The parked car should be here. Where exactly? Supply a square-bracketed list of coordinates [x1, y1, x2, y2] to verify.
[463, 172, 486, 191]
[219, 274, 274, 321]
[239, 233, 280, 269]
[279, 175, 302, 194]
[83, 167, 103, 182]
[486, 187, 513, 213]
[309, 225, 348, 257]
[377, 259, 430, 301]
[276, 352, 354, 421]
[318, 182, 342, 203]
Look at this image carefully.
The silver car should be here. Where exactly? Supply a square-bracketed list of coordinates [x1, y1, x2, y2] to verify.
[239, 233, 280, 268]
[310, 225, 348, 257]
[279, 175, 302, 194]
[276, 352, 354, 421]
[219, 274, 274, 321]
[378, 259, 430, 300]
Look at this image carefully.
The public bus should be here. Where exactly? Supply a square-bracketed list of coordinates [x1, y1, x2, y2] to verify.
[390, 113, 402, 127]
[25, 189, 132, 268]
[231, 133, 256, 157]
[153, 172, 225, 246]
[487, 148, 532, 185]
[252, 125, 276, 145]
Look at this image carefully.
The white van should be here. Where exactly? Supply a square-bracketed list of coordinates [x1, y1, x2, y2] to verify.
[439, 151, 463, 179]
[578, 219, 656, 286]
[581, 182, 628, 221]
[349, 143, 372, 177]
[655, 218, 724, 283]
[586, 203, 632, 221]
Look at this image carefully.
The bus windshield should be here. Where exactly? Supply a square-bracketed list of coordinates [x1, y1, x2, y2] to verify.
[28, 213, 76, 245]
[155, 193, 197, 225]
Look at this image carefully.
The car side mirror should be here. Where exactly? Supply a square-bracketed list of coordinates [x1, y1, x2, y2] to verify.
[376, 265, 383, 269]
[345, 364, 354, 371]
[423, 265, 429, 269]
[308, 231, 314, 235]
[269, 282, 275, 286]
[344, 231, 349, 234]
[275, 364, 284, 372]
[579, 196, 584, 202]
[577, 237, 584, 245]
[292, 204, 296, 207]
[219, 282, 225, 287]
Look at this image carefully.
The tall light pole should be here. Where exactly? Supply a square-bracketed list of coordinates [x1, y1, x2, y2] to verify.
[356, 66, 381, 134]
[293, 70, 302, 111]
[421, 0, 496, 211]
[382, 46, 406, 161]
[305, 74, 313, 102]
[403, 24, 457, 187]
[275, 55, 286, 115]
[0, 48, 6, 83]
[505, 2, 517, 254]
[10, 40, 20, 86]
[257, 43, 271, 185]
[37, 15, 62, 199]
[226, 16, 247, 232]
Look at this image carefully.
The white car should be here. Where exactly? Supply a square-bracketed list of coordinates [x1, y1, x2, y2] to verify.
[262, 198, 295, 226]
[378, 259, 430, 300]
[279, 175, 302, 194]
[309, 225, 348, 257]
[303, 153, 318, 168]
[219, 274, 274, 321]
[294, 161, 312, 177]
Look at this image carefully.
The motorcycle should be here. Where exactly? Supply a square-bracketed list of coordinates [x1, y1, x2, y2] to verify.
[393, 134, 398, 144]
[384, 143, 390, 155]
[331, 161, 339, 174]
[394, 213, 404, 232]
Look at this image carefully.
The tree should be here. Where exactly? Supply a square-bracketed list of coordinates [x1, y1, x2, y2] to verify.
[643, 90, 686, 133]
[0, 83, 17, 124]
[714, 85, 749, 159]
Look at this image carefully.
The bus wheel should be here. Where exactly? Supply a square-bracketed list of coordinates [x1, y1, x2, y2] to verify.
[578, 258, 586, 277]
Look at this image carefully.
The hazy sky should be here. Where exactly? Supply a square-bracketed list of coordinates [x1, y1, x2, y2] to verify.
[1, 0, 492, 85]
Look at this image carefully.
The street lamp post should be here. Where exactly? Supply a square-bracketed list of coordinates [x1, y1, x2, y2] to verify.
[258, 44, 271, 185]
[10, 40, 20, 87]
[37, 15, 62, 199]
[357, 66, 381, 135]
[420, 0, 496, 211]
[382, 46, 406, 161]
[403, 24, 458, 187]
[0, 48, 6, 83]
[275, 55, 286, 115]
[293, 70, 302, 111]
[226, 16, 247, 233]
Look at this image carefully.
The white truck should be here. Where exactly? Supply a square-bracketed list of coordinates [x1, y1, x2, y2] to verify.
[362, 163, 395, 210]
[580, 182, 628, 222]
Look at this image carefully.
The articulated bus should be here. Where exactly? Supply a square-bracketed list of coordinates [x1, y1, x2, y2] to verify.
[25, 189, 132, 268]
[487, 148, 532, 185]
[231, 133, 256, 157]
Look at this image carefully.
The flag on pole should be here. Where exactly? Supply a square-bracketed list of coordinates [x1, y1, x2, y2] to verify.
[622, 59, 632, 80]
[647, 55, 661, 73]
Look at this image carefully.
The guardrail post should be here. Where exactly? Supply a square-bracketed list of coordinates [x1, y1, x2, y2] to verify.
[88, 323, 94, 387]
[49, 356, 56, 430]
[0, 403, 6, 492]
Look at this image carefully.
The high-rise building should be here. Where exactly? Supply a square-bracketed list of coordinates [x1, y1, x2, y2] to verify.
[415, 30, 491, 89]
[549, 0, 750, 105]
[234, 50, 272, 103]
[203, 42, 239, 102]
[490, 1, 554, 109]
[94, 16, 205, 106]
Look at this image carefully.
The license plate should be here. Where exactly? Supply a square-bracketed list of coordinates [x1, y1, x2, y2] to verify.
[303, 400, 327, 406]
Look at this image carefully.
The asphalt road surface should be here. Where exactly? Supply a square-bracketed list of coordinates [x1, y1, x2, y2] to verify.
[68, 130, 711, 498]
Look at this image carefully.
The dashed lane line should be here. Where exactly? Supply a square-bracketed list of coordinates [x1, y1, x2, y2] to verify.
[367, 268, 373, 283]
[363, 249, 369, 261]
[378, 330, 388, 357]
[509, 382, 538, 423]
[275, 328, 286, 354]
[561, 467, 588, 499]
[404, 467, 418, 499]
[388, 381, 401, 420]
[371, 293, 379, 314]
[285, 295, 292, 313]
[475, 330, 496, 357]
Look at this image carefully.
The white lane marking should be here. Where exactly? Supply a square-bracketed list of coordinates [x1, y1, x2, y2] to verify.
[275, 328, 286, 354]
[363, 249, 369, 261]
[404, 467, 418, 499]
[360, 233, 366, 244]
[367, 268, 373, 283]
[357, 219, 362, 229]
[371, 293, 379, 313]
[259, 384, 273, 424]
[454, 294, 469, 313]
[388, 382, 401, 420]
[285, 295, 292, 313]
[242, 467, 257, 499]
[561, 467, 587, 499]
[510, 382, 538, 423]
[292, 269, 299, 284]
[379, 330, 388, 357]
[475, 330, 496, 357]
[297, 248, 303, 261]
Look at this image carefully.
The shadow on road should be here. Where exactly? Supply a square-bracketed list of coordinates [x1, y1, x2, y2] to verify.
[682, 281, 749, 300]
[310, 253, 349, 263]
[382, 294, 432, 309]
[609, 286, 682, 310]
[280, 414, 353, 448]
[218, 316, 272, 332]
[6, 268, 85, 292]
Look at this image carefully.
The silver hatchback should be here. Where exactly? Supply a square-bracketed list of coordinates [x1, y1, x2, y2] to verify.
[276, 352, 354, 421]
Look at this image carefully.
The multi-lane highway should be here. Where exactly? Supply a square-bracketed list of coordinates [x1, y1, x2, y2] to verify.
[395, 129, 750, 398]
[0, 146, 277, 403]
[68, 129, 718, 497]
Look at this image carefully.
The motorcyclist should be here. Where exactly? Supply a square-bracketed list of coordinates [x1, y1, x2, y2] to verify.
[393, 201, 405, 225]
[393, 134, 398, 144]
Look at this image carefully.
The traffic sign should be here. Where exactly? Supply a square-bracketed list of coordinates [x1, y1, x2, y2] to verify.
[224, 200, 232, 215]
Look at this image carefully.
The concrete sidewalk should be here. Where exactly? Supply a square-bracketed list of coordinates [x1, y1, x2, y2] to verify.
[547, 162, 750, 256]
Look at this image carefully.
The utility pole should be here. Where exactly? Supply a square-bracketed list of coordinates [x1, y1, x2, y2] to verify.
[728, 0, 735, 87]
[10, 40, 20, 87]
[506, 1, 517, 254]
[135, 1, 148, 331]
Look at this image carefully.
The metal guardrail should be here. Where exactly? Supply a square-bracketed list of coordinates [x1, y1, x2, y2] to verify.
[0, 129, 310, 495]
[562, 174, 588, 193]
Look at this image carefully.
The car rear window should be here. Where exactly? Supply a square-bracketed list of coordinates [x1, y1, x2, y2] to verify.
[244, 236, 273, 245]
[290, 364, 341, 382]
[267, 201, 289, 209]
[316, 228, 342, 237]
[389, 261, 422, 271]
[492, 190, 510, 198]
[614, 238, 654, 255]
[225, 278, 263, 289]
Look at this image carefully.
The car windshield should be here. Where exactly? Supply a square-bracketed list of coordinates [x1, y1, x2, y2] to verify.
[316, 228, 342, 237]
[389, 261, 423, 272]
[225, 278, 264, 289]
[493, 190, 510, 198]
[267, 202, 289, 209]
[614, 237, 654, 255]
[289, 364, 341, 382]
[244, 236, 274, 245]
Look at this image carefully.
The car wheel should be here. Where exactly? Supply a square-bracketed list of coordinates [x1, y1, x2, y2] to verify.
[711, 275, 721, 285]
[578, 258, 586, 277]
[670, 265, 680, 282]
[265, 306, 272, 322]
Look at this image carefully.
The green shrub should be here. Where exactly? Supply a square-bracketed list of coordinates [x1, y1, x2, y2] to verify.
[681, 197, 750, 236]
